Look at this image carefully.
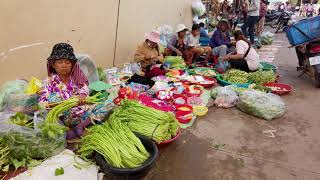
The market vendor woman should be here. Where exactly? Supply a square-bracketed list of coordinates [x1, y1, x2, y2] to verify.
[134, 30, 164, 72]
[39, 43, 111, 140]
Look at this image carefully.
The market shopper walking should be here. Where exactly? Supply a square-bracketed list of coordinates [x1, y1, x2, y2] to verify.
[256, 0, 267, 36]
[241, 0, 261, 44]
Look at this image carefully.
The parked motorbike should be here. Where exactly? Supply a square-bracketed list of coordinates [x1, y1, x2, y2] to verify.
[275, 11, 294, 33]
[265, 10, 282, 27]
[295, 39, 320, 88]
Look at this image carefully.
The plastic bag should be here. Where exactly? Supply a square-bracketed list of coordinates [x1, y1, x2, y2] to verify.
[25, 77, 42, 95]
[157, 25, 174, 47]
[215, 58, 229, 73]
[0, 112, 65, 160]
[6, 94, 39, 114]
[192, 0, 206, 16]
[76, 54, 99, 84]
[237, 90, 285, 120]
[0, 80, 27, 112]
[211, 86, 238, 108]
[13, 149, 98, 180]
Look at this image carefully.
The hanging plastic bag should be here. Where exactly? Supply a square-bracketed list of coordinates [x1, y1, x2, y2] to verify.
[76, 54, 99, 84]
[192, 0, 206, 16]
[0, 80, 27, 112]
[211, 86, 238, 108]
[237, 90, 285, 120]
[215, 57, 229, 73]
[25, 77, 42, 95]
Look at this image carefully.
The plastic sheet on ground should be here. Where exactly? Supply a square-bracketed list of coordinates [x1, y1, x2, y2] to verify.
[12, 149, 98, 180]
[237, 90, 286, 121]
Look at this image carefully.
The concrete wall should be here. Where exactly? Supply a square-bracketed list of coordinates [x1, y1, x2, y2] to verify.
[0, 0, 192, 84]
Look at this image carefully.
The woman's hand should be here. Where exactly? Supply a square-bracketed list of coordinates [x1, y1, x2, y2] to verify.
[176, 50, 183, 56]
[78, 98, 86, 106]
[222, 55, 230, 61]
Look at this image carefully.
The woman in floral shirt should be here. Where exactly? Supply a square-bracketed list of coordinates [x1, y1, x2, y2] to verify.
[40, 43, 107, 140]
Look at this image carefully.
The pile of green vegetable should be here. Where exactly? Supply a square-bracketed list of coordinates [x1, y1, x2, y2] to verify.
[97, 67, 106, 82]
[164, 56, 186, 69]
[248, 70, 276, 85]
[79, 119, 149, 168]
[110, 100, 179, 143]
[0, 128, 65, 171]
[249, 84, 272, 93]
[237, 90, 285, 120]
[261, 36, 273, 45]
[41, 93, 102, 138]
[9, 112, 33, 128]
[222, 69, 249, 84]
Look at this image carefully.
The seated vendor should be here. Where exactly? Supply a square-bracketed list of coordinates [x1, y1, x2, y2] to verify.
[222, 30, 260, 72]
[166, 24, 194, 65]
[210, 19, 234, 58]
[134, 30, 163, 72]
[188, 24, 212, 63]
[39, 43, 110, 140]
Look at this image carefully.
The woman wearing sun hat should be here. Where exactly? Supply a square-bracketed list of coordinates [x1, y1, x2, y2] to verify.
[134, 30, 164, 72]
[39, 43, 113, 141]
[166, 24, 194, 65]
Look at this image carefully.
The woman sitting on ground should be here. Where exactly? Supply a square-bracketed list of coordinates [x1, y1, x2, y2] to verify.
[39, 43, 110, 140]
[222, 30, 259, 72]
[166, 24, 194, 65]
[134, 30, 164, 72]
[209, 19, 234, 58]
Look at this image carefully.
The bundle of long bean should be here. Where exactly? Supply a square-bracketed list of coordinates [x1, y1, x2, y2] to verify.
[78, 119, 149, 168]
[110, 100, 179, 143]
[0, 137, 9, 169]
[41, 93, 102, 138]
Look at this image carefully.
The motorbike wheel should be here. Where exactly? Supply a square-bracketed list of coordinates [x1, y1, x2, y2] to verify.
[270, 20, 279, 28]
[275, 22, 283, 33]
[315, 66, 320, 88]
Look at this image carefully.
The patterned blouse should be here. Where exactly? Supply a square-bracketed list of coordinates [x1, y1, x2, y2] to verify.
[39, 74, 90, 127]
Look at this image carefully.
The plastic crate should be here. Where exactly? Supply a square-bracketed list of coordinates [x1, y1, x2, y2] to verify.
[286, 16, 320, 46]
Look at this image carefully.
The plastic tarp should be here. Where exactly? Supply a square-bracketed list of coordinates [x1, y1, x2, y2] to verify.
[76, 54, 99, 84]
[12, 149, 98, 180]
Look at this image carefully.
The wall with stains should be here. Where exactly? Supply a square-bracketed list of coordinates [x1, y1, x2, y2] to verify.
[0, 0, 192, 84]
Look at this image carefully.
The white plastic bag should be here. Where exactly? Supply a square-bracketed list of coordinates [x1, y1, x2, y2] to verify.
[237, 90, 286, 120]
[13, 149, 98, 180]
[211, 86, 238, 108]
[192, 0, 206, 16]
[76, 54, 99, 84]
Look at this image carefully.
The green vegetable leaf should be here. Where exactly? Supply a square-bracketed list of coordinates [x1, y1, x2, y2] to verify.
[27, 159, 41, 168]
[2, 165, 9, 172]
[11, 159, 24, 170]
[55, 167, 64, 176]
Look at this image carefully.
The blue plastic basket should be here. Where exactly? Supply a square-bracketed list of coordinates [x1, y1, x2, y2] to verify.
[286, 16, 320, 46]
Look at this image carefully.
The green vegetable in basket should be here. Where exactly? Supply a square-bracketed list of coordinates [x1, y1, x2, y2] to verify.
[79, 119, 149, 168]
[248, 70, 276, 85]
[164, 56, 186, 69]
[109, 100, 179, 143]
[222, 69, 248, 84]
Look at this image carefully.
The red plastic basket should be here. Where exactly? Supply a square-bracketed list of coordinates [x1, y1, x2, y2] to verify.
[174, 104, 193, 115]
[175, 111, 193, 124]
[196, 76, 217, 89]
[157, 129, 181, 147]
[264, 83, 293, 96]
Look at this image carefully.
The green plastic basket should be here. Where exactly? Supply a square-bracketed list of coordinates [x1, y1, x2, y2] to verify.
[216, 74, 252, 88]
[260, 62, 278, 72]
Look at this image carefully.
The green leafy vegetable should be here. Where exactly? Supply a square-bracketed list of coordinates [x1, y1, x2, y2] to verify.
[248, 70, 276, 85]
[9, 112, 33, 128]
[222, 69, 249, 84]
[55, 167, 64, 176]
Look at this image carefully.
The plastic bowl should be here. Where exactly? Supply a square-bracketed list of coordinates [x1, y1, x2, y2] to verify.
[172, 94, 187, 105]
[193, 106, 209, 116]
[175, 111, 193, 124]
[260, 62, 278, 72]
[94, 134, 158, 179]
[263, 83, 293, 96]
[175, 104, 193, 115]
[216, 74, 252, 88]
[187, 96, 203, 106]
[197, 77, 218, 89]
[157, 129, 181, 147]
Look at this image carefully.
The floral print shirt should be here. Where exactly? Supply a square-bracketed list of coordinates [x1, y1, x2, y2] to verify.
[39, 74, 90, 127]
